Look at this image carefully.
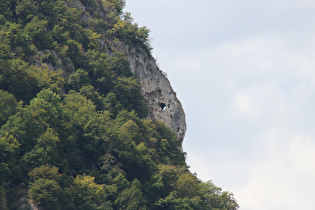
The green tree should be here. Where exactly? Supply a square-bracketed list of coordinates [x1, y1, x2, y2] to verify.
[146, 120, 185, 165]
[176, 172, 199, 198]
[0, 90, 19, 126]
[0, 132, 20, 186]
[0, 0, 239, 209]
[103, 92, 123, 117]
[28, 178, 62, 210]
[15, 0, 39, 24]
[24, 16, 52, 49]
[2, 22, 29, 55]
[0, 0, 16, 20]
[86, 50, 114, 95]
[67, 69, 89, 91]
[22, 128, 60, 167]
[71, 175, 111, 209]
[79, 85, 104, 110]
[0, 59, 38, 102]
[198, 181, 239, 209]
[82, 110, 113, 167]
[114, 77, 147, 117]
[66, 39, 87, 69]
[114, 179, 146, 210]
[109, 52, 133, 77]
[28, 164, 62, 181]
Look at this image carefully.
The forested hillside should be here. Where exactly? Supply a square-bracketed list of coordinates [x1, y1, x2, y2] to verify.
[0, 0, 238, 209]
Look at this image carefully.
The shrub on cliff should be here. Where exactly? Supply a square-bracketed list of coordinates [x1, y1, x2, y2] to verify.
[0, 0, 238, 209]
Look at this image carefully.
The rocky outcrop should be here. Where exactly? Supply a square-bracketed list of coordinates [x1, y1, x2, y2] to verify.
[38, 0, 187, 143]
[19, 198, 38, 210]
[124, 45, 186, 142]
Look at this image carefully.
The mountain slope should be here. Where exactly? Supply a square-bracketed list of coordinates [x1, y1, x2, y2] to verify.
[0, 0, 238, 209]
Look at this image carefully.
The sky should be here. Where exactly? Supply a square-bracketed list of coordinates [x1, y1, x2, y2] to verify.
[124, 1, 315, 209]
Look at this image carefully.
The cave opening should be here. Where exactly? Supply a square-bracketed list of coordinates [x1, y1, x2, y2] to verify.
[160, 103, 166, 110]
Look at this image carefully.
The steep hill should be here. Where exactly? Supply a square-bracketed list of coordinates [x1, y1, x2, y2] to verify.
[0, 0, 238, 209]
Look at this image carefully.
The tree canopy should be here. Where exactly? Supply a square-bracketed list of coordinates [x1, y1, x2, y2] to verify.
[0, 0, 238, 209]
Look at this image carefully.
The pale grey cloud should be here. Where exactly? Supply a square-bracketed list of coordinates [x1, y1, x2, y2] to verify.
[125, 1, 315, 209]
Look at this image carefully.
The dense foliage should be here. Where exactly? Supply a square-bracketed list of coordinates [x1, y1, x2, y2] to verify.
[0, 0, 238, 209]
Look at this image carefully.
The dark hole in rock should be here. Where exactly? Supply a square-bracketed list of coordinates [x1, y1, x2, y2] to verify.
[170, 114, 173, 118]
[160, 103, 166, 110]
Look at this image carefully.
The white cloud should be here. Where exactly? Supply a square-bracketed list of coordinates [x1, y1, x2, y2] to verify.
[234, 92, 256, 117]
[236, 132, 315, 210]
[125, 1, 315, 209]
[179, 35, 315, 209]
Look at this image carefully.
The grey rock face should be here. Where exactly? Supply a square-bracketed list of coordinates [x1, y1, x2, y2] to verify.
[124, 45, 187, 142]
[37, 0, 187, 143]
[19, 198, 39, 210]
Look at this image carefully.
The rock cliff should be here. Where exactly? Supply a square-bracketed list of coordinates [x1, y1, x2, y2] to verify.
[0, 1, 240, 209]
[69, 0, 187, 142]
[124, 45, 186, 142]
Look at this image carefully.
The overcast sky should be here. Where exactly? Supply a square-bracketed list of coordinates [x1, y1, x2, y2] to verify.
[124, 1, 315, 209]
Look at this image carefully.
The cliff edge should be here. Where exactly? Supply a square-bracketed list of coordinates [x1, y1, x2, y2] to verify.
[69, 0, 187, 142]
[125, 45, 186, 142]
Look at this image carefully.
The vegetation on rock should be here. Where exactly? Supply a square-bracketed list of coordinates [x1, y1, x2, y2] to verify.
[0, 0, 239, 209]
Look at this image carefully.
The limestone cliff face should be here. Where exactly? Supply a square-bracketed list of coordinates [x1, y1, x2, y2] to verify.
[35, 0, 187, 143]
[124, 45, 186, 142]
[69, 0, 186, 142]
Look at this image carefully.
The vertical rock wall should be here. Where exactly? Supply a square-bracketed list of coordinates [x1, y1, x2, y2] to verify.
[124, 45, 187, 142]
[52, 0, 187, 143]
